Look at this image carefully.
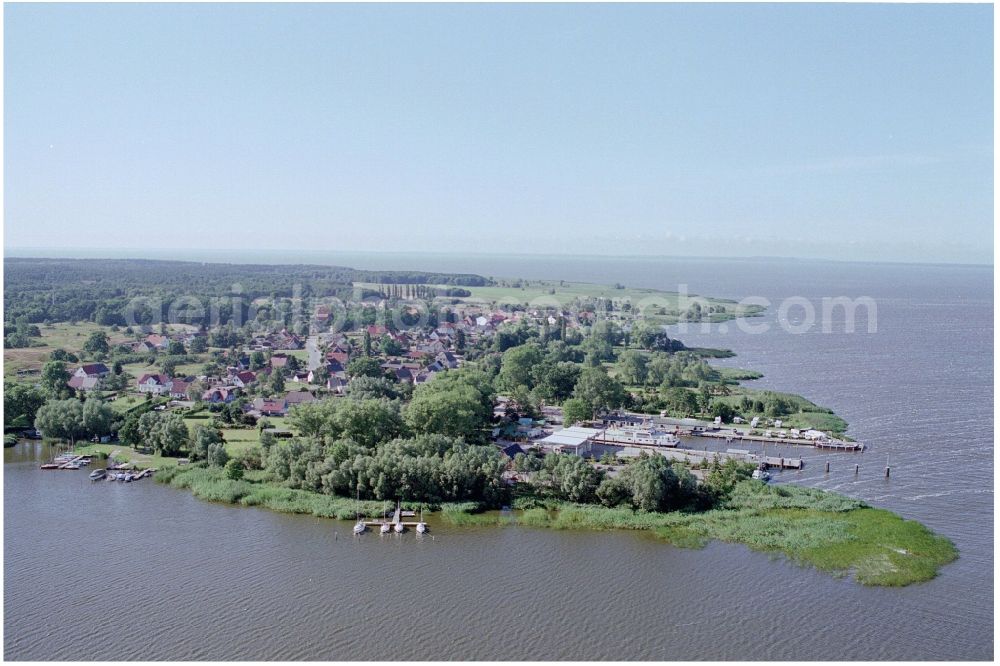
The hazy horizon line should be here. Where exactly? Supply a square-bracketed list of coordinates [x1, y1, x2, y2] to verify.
[3, 245, 993, 270]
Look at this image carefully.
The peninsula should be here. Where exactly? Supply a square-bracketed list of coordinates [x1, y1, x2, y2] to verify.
[5, 257, 956, 587]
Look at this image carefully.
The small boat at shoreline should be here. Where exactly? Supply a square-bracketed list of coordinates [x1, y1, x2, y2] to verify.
[89, 469, 106, 481]
[352, 489, 366, 535]
[380, 522, 391, 534]
[416, 509, 427, 534]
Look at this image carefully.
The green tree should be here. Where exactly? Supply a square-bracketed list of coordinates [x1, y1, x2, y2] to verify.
[190, 425, 224, 461]
[160, 357, 179, 377]
[249, 351, 266, 371]
[405, 371, 494, 443]
[710, 400, 735, 423]
[573, 367, 627, 415]
[347, 356, 386, 379]
[561, 397, 593, 425]
[660, 387, 700, 416]
[208, 441, 230, 468]
[40, 361, 72, 398]
[331, 399, 406, 448]
[617, 350, 648, 385]
[142, 412, 189, 456]
[270, 369, 286, 393]
[497, 344, 543, 393]
[82, 330, 110, 356]
[33, 398, 85, 443]
[81, 398, 114, 437]
[4, 383, 46, 428]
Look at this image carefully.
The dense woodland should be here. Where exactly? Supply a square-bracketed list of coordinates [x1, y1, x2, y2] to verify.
[4, 258, 491, 326]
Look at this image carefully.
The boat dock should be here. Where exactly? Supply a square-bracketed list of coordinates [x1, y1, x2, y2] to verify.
[362, 504, 425, 529]
[596, 441, 804, 469]
[689, 430, 864, 451]
[39, 455, 92, 470]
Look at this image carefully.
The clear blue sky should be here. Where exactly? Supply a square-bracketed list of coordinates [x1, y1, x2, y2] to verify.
[4, 3, 993, 264]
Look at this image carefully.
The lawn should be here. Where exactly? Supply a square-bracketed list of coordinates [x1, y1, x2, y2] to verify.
[73, 443, 182, 470]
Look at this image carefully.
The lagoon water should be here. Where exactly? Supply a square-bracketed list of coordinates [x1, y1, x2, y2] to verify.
[4, 255, 993, 660]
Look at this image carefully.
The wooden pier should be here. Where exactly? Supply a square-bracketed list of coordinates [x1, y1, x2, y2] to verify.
[40, 455, 92, 470]
[363, 504, 421, 529]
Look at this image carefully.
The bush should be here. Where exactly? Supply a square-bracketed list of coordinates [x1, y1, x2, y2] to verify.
[224, 459, 244, 480]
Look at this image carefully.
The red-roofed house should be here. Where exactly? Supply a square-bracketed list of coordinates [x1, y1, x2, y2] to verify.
[74, 363, 110, 378]
[232, 371, 257, 388]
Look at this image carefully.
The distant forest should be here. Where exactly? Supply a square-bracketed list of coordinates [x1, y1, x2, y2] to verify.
[4, 258, 492, 325]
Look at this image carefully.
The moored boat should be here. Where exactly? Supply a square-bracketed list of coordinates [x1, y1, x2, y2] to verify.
[89, 469, 106, 481]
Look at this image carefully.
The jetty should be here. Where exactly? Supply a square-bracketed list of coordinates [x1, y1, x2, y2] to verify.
[39, 455, 92, 470]
[363, 503, 423, 530]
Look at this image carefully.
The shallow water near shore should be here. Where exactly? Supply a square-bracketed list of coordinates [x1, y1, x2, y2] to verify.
[4, 255, 993, 660]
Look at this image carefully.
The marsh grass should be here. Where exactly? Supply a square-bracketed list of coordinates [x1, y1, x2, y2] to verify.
[157, 467, 956, 587]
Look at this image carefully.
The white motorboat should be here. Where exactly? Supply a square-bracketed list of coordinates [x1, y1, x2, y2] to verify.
[394, 521, 404, 534]
[380, 522, 391, 534]
[416, 509, 427, 533]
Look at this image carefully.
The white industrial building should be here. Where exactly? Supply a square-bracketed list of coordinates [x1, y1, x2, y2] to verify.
[538, 426, 601, 455]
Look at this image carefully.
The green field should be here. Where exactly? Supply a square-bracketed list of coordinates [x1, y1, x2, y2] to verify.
[355, 280, 763, 324]
[4, 322, 131, 379]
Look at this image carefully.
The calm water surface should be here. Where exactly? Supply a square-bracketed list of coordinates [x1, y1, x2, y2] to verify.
[4, 255, 993, 660]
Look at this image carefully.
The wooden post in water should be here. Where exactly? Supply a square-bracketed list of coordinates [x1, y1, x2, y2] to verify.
[825, 460, 830, 473]
[885, 454, 891, 478]
[854, 464, 859, 475]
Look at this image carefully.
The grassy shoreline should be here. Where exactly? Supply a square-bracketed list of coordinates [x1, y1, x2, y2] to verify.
[155, 465, 956, 587]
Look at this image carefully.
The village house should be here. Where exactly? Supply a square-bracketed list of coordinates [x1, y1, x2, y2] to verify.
[251, 390, 317, 417]
[413, 369, 439, 385]
[68, 375, 101, 392]
[74, 363, 110, 379]
[169, 378, 191, 400]
[145, 333, 170, 350]
[231, 370, 257, 388]
[436, 351, 460, 369]
[137, 373, 173, 395]
[202, 386, 238, 404]
[326, 376, 348, 394]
